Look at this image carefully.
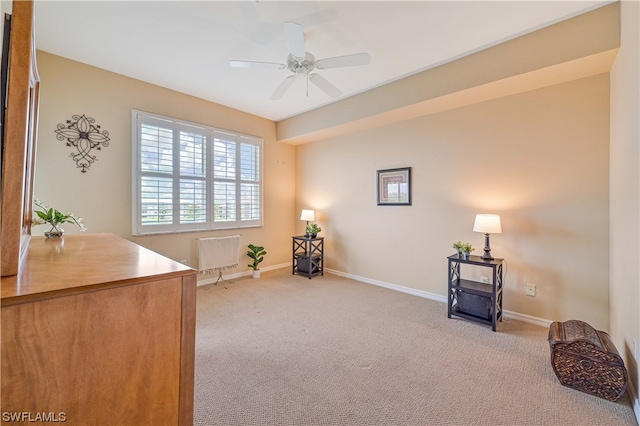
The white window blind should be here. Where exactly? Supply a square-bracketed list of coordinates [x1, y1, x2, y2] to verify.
[132, 110, 263, 235]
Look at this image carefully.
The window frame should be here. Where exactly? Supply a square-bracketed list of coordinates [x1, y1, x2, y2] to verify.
[131, 110, 263, 236]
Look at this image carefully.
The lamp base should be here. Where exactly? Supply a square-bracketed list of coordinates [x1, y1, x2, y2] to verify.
[482, 233, 494, 260]
[481, 251, 494, 260]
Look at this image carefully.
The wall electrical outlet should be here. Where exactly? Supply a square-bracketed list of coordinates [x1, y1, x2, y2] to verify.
[480, 276, 489, 284]
[180, 259, 187, 265]
[525, 284, 536, 297]
[633, 338, 638, 360]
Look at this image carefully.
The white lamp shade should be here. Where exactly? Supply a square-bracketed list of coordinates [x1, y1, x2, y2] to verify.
[300, 209, 315, 222]
[473, 214, 502, 234]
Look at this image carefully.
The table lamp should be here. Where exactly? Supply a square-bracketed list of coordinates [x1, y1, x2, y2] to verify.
[473, 214, 502, 260]
[300, 209, 315, 235]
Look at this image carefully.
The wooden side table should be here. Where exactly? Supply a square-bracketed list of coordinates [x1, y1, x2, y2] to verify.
[292, 236, 324, 279]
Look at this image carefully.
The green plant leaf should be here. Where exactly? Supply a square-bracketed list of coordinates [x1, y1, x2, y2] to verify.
[35, 210, 49, 220]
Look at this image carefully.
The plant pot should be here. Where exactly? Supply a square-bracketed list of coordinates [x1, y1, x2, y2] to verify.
[45, 223, 64, 239]
[252, 270, 261, 279]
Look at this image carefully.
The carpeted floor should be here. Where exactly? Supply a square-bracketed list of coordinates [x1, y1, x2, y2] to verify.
[194, 270, 638, 425]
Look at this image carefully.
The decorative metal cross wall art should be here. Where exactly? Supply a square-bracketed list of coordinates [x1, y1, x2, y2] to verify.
[55, 114, 110, 173]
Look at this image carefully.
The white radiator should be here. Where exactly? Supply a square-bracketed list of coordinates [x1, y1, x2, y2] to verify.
[197, 235, 240, 275]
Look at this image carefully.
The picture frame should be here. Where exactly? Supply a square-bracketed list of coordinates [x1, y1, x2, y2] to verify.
[377, 167, 411, 206]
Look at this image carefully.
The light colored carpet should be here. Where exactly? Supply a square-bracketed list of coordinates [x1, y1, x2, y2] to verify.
[194, 270, 637, 426]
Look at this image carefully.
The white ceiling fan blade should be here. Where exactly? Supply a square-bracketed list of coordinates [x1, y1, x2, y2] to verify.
[228, 60, 285, 70]
[270, 76, 296, 100]
[309, 74, 342, 99]
[316, 53, 371, 69]
[283, 21, 306, 59]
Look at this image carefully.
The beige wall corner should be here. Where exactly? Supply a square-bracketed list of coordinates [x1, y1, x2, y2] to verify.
[610, 0, 640, 414]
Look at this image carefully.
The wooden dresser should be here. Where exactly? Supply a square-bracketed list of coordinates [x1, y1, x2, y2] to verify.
[1, 233, 197, 425]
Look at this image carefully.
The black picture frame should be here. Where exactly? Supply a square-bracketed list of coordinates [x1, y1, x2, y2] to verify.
[377, 167, 411, 206]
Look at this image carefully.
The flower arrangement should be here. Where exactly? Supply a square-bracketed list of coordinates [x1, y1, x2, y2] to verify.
[32, 198, 87, 238]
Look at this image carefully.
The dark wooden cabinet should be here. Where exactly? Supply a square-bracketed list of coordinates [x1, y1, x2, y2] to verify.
[292, 236, 324, 279]
[447, 254, 504, 331]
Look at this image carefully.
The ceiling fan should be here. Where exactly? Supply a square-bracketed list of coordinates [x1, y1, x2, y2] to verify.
[229, 21, 371, 100]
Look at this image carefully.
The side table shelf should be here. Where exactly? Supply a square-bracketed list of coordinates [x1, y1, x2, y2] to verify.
[292, 236, 324, 279]
[447, 254, 504, 331]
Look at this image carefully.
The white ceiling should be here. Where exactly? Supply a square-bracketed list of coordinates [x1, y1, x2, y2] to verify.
[33, 0, 611, 122]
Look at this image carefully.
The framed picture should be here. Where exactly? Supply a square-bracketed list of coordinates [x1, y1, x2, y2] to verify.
[377, 167, 411, 206]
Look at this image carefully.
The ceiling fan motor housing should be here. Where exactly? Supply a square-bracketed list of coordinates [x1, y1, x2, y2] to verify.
[287, 53, 316, 77]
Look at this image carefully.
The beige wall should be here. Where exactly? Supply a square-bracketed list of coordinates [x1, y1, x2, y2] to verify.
[296, 74, 610, 330]
[33, 51, 296, 275]
[610, 0, 640, 409]
[0, 1, 10, 33]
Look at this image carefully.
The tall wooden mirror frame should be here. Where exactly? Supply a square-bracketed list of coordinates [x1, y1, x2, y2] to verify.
[1, 0, 39, 277]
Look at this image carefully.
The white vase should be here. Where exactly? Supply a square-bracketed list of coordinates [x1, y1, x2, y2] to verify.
[252, 270, 261, 279]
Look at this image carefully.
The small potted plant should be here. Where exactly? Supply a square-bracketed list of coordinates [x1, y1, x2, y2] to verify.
[460, 243, 475, 260]
[453, 241, 464, 258]
[32, 198, 87, 238]
[246, 243, 267, 278]
[306, 223, 322, 238]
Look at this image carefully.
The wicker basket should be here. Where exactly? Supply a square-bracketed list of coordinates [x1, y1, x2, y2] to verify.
[548, 320, 628, 401]
[296, 255, 320, 274]
[457, 291, 491, 320]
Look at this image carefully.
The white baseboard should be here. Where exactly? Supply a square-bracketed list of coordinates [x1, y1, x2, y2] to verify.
[628, 379, 640, 425]
[325, 268, 553, 328]
[197, 262, 290, 286]
[327, 268, 448, 303]
[501, 309, 553, 328]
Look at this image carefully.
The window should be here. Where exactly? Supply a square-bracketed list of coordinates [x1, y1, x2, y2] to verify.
[132, 110, 262, 235]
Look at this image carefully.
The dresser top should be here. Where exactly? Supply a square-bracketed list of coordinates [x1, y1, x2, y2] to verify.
[1, 233, 195, 305]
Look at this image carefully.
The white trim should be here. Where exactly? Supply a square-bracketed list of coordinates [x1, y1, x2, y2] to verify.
[197, 262, 290, 286]
[628, 379, 640, 425]
[327, 268, 447, 303]
[325, 268, 554, 328]
[501, 309, 553, 328]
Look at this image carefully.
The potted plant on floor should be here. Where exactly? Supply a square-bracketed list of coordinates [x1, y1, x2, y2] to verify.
[247, 244, 267, 278]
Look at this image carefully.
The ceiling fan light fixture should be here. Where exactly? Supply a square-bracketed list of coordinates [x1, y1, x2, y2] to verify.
[287, 53, 316, 77]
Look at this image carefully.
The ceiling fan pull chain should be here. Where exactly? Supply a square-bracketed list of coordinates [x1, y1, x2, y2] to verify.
[306, 74, 309, 97]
